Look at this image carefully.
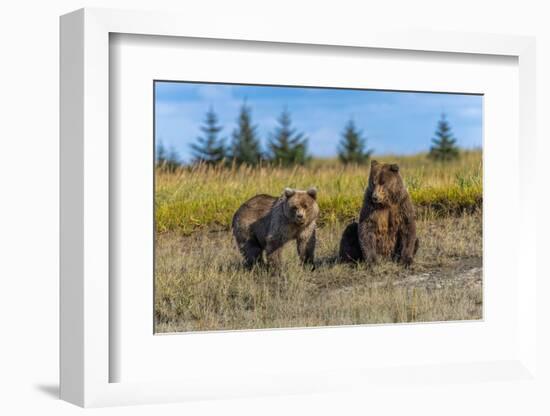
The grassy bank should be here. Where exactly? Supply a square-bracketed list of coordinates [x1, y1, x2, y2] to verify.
[155, 151, 482, 235]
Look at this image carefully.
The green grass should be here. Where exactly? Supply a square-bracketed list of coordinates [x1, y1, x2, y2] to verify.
[155, 151, 482, 235]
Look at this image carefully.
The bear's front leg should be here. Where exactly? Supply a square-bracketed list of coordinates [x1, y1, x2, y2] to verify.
[358, 220, 377, 265]
[399, 220, 417, 267]
[297, 225, 316, 266]
[265, 235, 284, 270]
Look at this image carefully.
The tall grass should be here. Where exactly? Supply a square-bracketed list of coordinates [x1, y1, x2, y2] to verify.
[156, 150, 482, 235]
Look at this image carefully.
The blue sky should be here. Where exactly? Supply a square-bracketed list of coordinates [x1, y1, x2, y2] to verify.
[155, 81, 483, 163]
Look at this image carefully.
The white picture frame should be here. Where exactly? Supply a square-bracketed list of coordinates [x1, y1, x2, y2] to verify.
[60, 7, 537, 408]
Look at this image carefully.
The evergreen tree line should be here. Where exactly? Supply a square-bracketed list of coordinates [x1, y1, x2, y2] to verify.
[157, 104, 461, 170]
[158, 102, 374, 168]
[187, 103, 312, 167]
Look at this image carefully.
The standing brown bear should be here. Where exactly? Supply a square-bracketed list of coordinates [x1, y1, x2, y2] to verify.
[339, 160, 419, 266]
[232, 187, 319, 269]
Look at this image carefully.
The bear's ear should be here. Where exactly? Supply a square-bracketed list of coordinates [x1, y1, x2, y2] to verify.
[284, 188, 295, 198]
[371, 160, 379, 168]
[307, 187, 317, 200]
[389, 164, 399, 172]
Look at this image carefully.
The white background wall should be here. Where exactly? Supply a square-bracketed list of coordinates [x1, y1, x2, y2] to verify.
[0, 1, 548, 414]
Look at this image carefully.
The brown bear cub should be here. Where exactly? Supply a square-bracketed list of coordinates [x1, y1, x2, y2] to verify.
[339, 160, 419, 266]
[232, 188, 319, 269]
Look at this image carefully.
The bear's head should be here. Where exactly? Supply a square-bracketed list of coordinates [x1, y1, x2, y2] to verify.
[282, 187, 319, 226]
[367, 160, 407, 206]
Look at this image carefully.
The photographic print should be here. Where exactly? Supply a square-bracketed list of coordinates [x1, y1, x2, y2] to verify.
[154, 81, 482, 333]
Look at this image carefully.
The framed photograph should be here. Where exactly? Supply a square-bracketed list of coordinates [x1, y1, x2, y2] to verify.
[152, 81, 483, 334]
[60, 8, 538, 407]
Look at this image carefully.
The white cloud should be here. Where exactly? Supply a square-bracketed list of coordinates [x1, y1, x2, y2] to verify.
[196, 84, 235, 101]
[458, 106, 483, 119]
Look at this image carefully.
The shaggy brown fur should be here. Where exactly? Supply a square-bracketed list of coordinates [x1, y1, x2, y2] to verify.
[232, 187, 319, 269]
[339, 160, 419, 265]
[338, 221, 363, 262]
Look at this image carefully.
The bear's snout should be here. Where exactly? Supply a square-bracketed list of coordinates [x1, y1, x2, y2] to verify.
[293, 210, 307, 225]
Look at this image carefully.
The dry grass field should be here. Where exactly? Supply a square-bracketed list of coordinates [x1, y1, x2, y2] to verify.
[154, 152, 483, 332]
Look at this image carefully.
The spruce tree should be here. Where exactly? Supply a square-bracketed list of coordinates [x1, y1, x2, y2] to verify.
[268, 108, 309, 166]
[230, 102, 262, 166]
[428, 113, 459, 161]
[337, 119, 373, 165]
[156, 139, 167, 167]
[165, 145, 180, 172]
[190, 107, 226, 165]
[156, 140, 180, 171]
